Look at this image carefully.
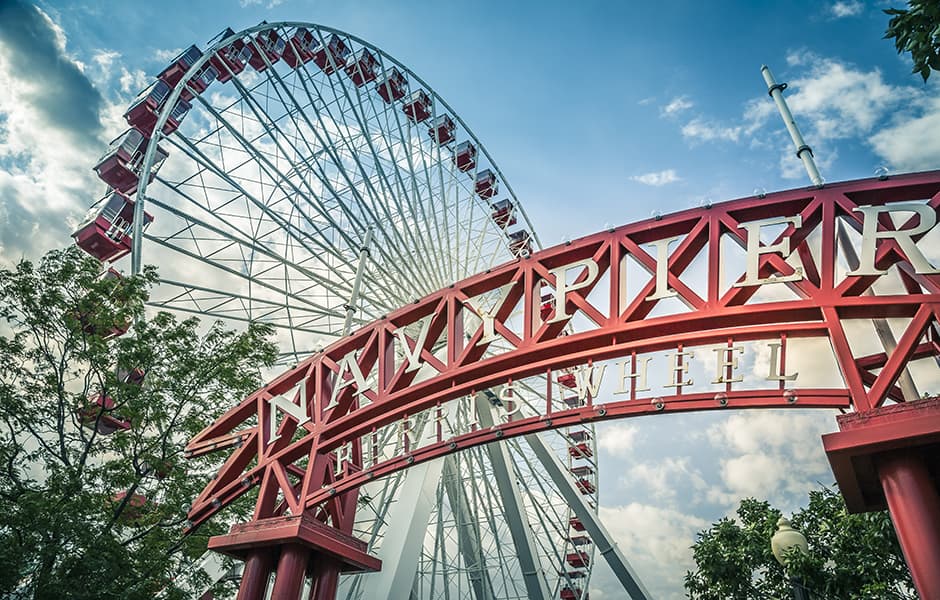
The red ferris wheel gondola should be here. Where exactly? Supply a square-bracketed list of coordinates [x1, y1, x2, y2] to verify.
[72, 192, 153, 263]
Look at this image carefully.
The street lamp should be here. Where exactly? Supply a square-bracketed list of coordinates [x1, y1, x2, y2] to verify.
[771, 517, 811, 600]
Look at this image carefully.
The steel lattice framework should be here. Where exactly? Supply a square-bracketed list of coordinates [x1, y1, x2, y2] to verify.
[188, 171, 940, 596]
[78, 21, 607, 599]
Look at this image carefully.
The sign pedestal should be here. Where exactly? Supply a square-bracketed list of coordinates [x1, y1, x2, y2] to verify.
[209, 512, 382, 600]
[823, 396, 940, 598]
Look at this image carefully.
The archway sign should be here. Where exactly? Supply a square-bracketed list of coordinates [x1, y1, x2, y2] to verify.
[188, 170, 940, 599]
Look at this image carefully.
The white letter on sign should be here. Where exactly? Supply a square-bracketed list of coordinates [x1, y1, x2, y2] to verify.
[645, 235, 682, 301]
[395, 316, 433, 373]
[471, 283, 515, 347]
[498, 384, 522, 422]
[613, 357, 652, 394]
[733, 215, 804, 287]
[664, 351, 694, 388]
[547, 258, 600, 323]
[268, 387, 311, 444]
[326, 351, 371, 411]
[848, 203, 939, 276]
[712, 345, 744, 384]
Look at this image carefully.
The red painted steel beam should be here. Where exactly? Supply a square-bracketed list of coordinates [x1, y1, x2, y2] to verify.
[188, 389, 850, 528]
[236, 551, 273, 600]
[209, 512, 381, 572]
[185, 171, 940, 534]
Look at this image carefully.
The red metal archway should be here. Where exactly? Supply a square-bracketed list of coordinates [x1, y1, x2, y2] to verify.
[188, 170, 940, 599]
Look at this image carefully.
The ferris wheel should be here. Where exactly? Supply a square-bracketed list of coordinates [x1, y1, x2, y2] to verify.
[73, 22, 607, 600]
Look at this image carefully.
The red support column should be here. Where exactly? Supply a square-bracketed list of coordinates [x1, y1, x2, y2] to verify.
[307, 557, 342, 600]
[877, 451, 940, 599]
[237, 550, 274, 600]
[823, 396, 940, 599]
[209, 512, 381, 600]
[270, 544, 310, 599]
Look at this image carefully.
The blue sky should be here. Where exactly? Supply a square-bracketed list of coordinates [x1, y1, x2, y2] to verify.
[1, 1, 938, 598]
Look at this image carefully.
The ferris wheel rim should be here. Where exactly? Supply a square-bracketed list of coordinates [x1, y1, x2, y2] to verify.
[132, 20, 542, 277]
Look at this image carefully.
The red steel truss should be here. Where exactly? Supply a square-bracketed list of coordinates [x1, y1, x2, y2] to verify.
[188, 170, 940, 598]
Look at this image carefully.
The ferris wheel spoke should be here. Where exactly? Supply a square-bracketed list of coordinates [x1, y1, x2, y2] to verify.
[144, 233, 347, 323]
[286, 49, 446, 297]
[337, 61, 449, 294]
[476, 402, 552, 598]
[508, 438, 576, 583]
[427, 478, 444, 600]
[245, 62, 439, 298]
[383, 98, 451, 290]
[159, 132, 360, 281]
[149, 280, 336, 334]
[308, 83, 447, 298]
[425, 106, 457, 286]
[194, 84, 366, 256]
[240, 77, 441, 303]
[367, 84, 451, 293]
[185, 103, 344, 259]
[145, 193, 386, 323]
[405, 100, 462, 286]
[442, 454, 495, 600]
[467, 446, 527, 597]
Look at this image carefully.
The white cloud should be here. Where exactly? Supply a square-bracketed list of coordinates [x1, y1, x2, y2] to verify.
[785, 57, 902, 138]
[704, 411, 838, 509]
[0, 4, 107, 263]
[153, 47, 183, 63]
[661, 96, 693, 117]
[681, 118, 742, 143]
[118, 67, 150, 95]
[619, 456, 708, 506]
[870, 96, 940, 172]
[707, 411, 837, 456]
[92, 49, 120, 71]
[629, 169, 681, 186]
[239, 0, 285, 7]
[776, 54, 940, 174]
[596, 503, 708, 600]
[719, 453, 783, 498]
[597, 422, 640, 457]
[680, 51, 940, 178]
[829, 1, 864, 18]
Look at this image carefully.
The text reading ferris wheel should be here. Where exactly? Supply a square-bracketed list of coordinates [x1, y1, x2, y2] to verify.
[73, 22, 619, 600]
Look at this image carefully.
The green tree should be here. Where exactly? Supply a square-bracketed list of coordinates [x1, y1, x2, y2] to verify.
[884, 1, 940, 82]
[684, 487, 916, 599]
[0, 247, 277, 599]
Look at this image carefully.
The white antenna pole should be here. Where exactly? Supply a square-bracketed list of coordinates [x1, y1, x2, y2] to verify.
[761, 65, 824, 188]
[761, 66, 919, 400]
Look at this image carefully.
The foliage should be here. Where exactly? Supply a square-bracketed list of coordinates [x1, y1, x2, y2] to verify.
[884, 1, 940, 82]
[0, 247, 277, 599]
[685, 487, 916, 600]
